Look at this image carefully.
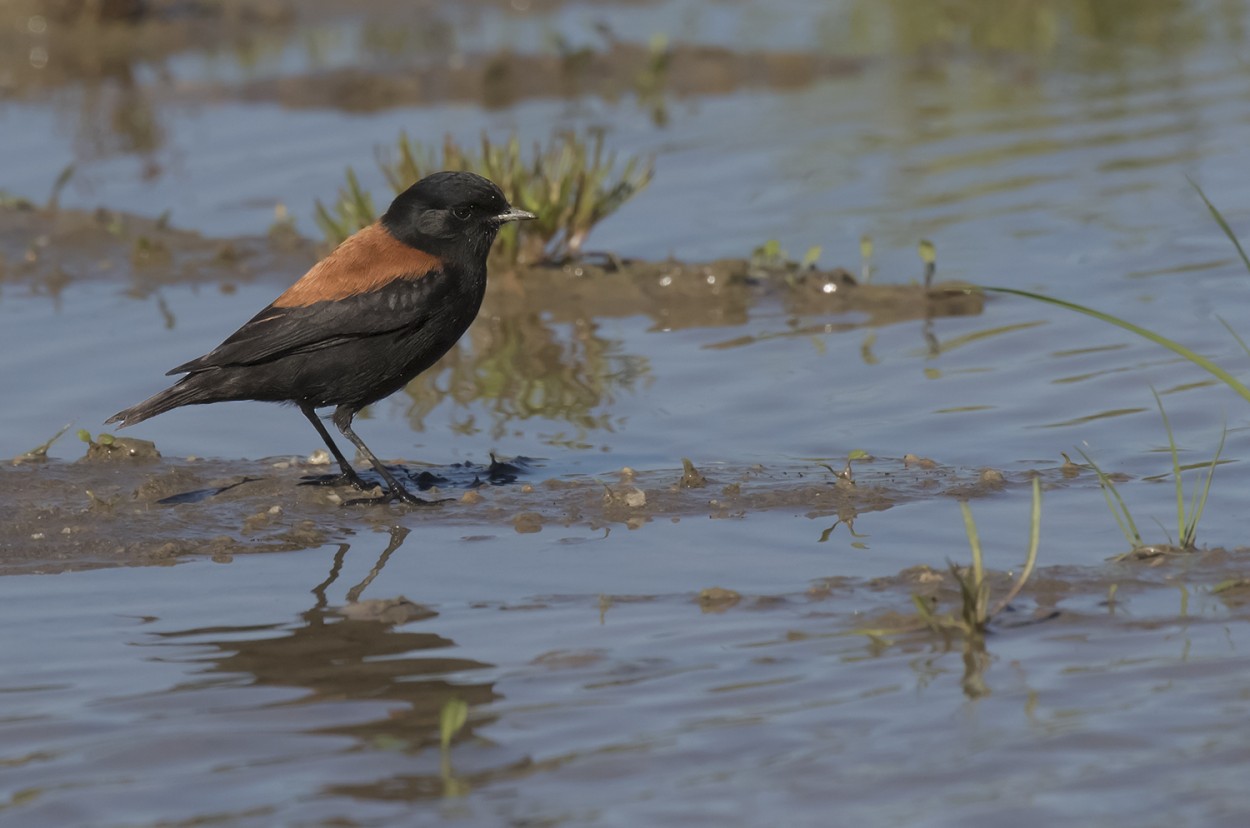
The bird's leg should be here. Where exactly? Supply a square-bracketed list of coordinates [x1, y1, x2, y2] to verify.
[298, 403, 370, 490]
[331, 406, 430, 505]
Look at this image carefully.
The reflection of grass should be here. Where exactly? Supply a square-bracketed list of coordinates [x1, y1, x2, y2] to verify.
[402, 312, 649, 439]
[861, 0, 1202, 58]
[439, 697, 470, 798]
[317, 129, 653, 264]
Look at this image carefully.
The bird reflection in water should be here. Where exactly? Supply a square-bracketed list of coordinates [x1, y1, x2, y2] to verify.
[151, 525, 508, 800]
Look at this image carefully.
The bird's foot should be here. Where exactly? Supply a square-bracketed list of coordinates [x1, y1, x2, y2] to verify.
[342, 485, 449, 507]
[300, 471, 373, 490]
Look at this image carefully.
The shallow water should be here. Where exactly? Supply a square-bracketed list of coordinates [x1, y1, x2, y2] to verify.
[5, 0, 1250, 824]
[6, 526, 1250, 826]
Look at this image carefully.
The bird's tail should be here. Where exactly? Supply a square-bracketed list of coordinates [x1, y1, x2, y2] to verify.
[106, 378, 210, 428]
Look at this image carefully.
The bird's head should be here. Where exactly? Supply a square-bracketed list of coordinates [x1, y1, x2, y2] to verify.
[381, 171, 535, 261]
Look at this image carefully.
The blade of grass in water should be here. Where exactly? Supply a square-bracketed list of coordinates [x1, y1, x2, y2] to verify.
[979, 286, 1250, 406]
[1188, 176, 1250, 274]
[1218, 316, 1250, 360]
[959, 501, 983, 588]
[1184, 429, 1224, 547]
[1076, 446, 1142, 549]
[1151, 387, 1187, 546]
[989, 476, 1041, 617]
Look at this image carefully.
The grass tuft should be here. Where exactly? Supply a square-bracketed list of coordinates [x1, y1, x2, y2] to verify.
[316, 129, 653, 265]
[1076, 393, 1225, 557]
[853, 476, 1042, 642]
[313, 167, 375, 249]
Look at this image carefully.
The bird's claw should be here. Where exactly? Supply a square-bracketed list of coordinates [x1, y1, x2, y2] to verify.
[341, 486, 446, 507]
[300, 472, 372, 490]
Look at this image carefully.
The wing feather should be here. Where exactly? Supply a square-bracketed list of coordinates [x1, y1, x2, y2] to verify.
[167, 271, 446, 375]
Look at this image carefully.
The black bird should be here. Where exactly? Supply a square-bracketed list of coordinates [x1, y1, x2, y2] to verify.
[107, 171, 536, 504]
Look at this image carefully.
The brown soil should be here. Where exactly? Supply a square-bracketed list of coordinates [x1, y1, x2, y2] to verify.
[2, 446, 1045, 575]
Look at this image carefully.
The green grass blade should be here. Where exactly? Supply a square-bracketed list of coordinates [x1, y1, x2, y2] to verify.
[1183, 424, 1226, 548]
[990, 476, 1042, 617]
[959, 501, 983, 588]
[1188, 176, 1250, 274]
[1150, 388, 1185, 544]
[1076, 447, 1142, 548]
[981, 286, 1250, 406]
[911, 593, 943, 634]
[1217, 315, 1250, 360]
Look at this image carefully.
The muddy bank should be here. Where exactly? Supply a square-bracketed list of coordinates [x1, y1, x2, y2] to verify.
[0, 200, 315, 298]
[1, 202, 983, 328]
[2, 445, 1050, 575]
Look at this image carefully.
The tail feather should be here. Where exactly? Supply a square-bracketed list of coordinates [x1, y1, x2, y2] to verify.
[106, 379, 207, 428]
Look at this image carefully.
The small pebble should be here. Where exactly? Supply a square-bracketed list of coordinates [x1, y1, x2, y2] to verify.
[979, 468, 1006, 484]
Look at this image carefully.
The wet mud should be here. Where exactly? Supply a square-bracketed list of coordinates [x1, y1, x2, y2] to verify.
[2, 445, 1037, 575]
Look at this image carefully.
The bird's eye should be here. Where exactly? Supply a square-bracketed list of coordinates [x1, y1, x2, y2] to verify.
[451, 206, 473, 221]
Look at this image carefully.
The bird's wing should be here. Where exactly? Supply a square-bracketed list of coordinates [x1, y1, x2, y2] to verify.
[168, 269, 449, 375]
[168, 223, 448, 375]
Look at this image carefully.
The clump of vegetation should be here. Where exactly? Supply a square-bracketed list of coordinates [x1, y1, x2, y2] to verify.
[316, 129, 653, 265]
[747, 239, 822, 283]
[745, 234, 941, 289]
[855, 477, 1042, 644]
[915, 477, 1041, 639]
[1078, 391, 1225, 559]
[314, 168, 375, 247]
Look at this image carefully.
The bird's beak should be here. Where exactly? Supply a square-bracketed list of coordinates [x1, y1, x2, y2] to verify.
[494, 206, 537, 224]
